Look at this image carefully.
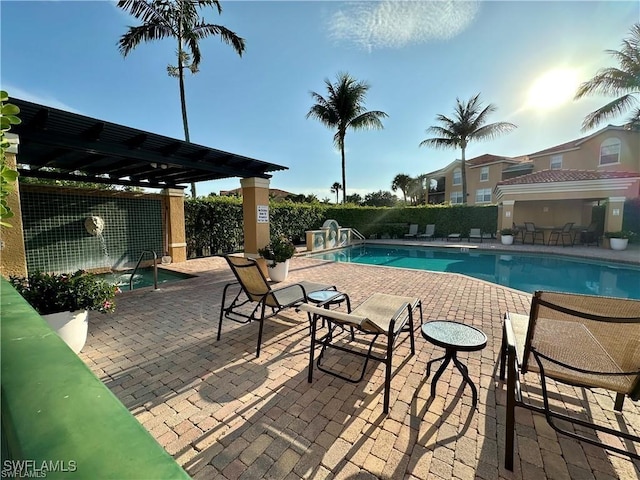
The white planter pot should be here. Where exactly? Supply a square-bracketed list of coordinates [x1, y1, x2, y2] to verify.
[42, 310, 89, 354]
[501, 235, 514, 245]
[267, 259, 290, 282]
[609, 238, 628, 251]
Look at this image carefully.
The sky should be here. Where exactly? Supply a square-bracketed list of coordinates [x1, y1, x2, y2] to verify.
[1, 1, 638, 201]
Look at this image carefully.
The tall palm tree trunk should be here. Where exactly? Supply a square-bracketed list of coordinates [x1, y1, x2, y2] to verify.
[460, 141, 468, 204]
[340, 133, 346, 204]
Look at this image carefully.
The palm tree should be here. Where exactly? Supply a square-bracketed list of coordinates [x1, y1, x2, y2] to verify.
[117, 0, 245, 197]
[330, 182, 342, 204]
[575, 23, 640, 131]
[307, 73, 388, 204]
[419, 94, 516, 203]
[391, 173, 412, 203]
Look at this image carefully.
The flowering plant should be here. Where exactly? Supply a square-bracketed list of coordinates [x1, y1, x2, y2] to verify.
[258, 235, 296, 265]
[9, 270, 118, 315]
[604, 231, 636, 240]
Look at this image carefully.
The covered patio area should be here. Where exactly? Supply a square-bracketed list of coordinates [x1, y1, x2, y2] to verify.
[79, 253, 640, 479]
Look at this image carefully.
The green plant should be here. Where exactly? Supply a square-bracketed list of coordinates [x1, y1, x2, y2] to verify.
[10, 270, 118, 315]
[1, 90, 21, 228]
[604, 231, 635, 240]
[258, 235, 296, 265]
[500, 228, 515, 235]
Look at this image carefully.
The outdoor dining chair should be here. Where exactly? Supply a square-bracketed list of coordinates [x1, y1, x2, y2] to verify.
[579, 221, 600, 246]
[299, 293, 423, 414]
[498, 290, 640, 470]
[218, 255, 334, 357]
[521, 222, 544, 244]
[547, 222, 574, 246]
[468, 228, 483, 243]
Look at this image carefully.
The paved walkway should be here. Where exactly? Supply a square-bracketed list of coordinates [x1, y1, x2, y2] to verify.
[80, 245, 639, 479]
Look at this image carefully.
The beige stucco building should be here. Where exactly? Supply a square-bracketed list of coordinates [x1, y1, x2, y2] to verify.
[424, 125, 640, 237]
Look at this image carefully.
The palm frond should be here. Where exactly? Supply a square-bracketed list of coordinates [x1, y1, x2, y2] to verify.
[118, 23, 174, 56]
[419, 137, 458, 149]
[581, 94, 639, 131]
[470, 121, 517, 141]
[192, 23, 245, 58]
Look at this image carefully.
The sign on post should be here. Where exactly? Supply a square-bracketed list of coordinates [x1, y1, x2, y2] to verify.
[257, 205, 269, 223]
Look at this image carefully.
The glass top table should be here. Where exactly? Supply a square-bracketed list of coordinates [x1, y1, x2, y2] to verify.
[421, 321, 487, 407]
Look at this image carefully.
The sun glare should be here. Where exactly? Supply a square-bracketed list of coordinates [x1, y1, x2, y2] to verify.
[527, 68, 580, 110]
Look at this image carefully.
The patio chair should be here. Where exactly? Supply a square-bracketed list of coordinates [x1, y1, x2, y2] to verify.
[498, 290, 640, 471]
[299, 293, 423, 414]
[521, 222, 544, 245]
[512, 223, 523, 243]
[404, 223, 419, 239]
[417, 224, 436, 241]
[579, 221, 599, 246]
[547, 222, 575, 246]
[218, 255, 334, 357]
[468, 228, 483, 243]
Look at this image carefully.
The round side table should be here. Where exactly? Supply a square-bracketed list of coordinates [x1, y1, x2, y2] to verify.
[421, 321, 487, 407]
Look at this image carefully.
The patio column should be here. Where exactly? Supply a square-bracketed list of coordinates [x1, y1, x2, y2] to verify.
[0, 133, 27, 278]
[240, 177, 270, 257]
[604, 196, 625, 234]
[161, 188, 187, 263]
[500, 200, 515, 231]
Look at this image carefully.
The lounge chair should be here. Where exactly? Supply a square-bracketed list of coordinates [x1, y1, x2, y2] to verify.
[404, 224, 419, 239]
[498, 290, 640, 470]
[521, 222, 544, 244]
[579, 221, 599, 246]
[218, 255, 334, 357]
[417, 224, 436, 241]
[547, 222, 574, 246]
[299, 293, 423, 414]
[447, 233, 461, 242]
[468, 228, 483, 243]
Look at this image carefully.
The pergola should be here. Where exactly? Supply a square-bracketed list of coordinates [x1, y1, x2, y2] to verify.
[11, 98, 287, 189]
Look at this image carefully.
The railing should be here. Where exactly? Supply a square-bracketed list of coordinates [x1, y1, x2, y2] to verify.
[129, 250, 158, 290]
[350, 228, 366, 243]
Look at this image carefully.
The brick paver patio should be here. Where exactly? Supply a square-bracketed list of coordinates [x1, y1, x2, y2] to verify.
[80, 244, 640, 479]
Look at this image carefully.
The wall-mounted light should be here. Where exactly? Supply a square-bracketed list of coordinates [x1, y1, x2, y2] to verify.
[150, 162, 157, 168]
[160, 164, 168, 169]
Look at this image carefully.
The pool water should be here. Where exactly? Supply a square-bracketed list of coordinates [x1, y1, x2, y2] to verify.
[98, 267, 194, 291]
[308, 245, 640, 299]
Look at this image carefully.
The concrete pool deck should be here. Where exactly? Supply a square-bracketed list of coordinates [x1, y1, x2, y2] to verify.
[79, 242, 639, 479]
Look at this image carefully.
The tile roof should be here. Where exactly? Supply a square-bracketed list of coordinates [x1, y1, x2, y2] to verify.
[466, 153, 518, 167]
[497, 169, 640, 185]
[528, 124, 627, 157]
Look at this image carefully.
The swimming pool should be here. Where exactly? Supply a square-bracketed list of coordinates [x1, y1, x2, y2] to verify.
[308, 245, 640, 299]
[98, 267, 194, 291]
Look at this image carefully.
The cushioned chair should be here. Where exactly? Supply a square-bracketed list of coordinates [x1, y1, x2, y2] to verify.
[547, 222, 574, 246]
[299, 293, 423, 413]
[512, 223, 523, 243]
[498, 291, 640, 470]
[468, 228, 483, 243]
[417, 224, 436, 241]
[521, 222, 544, 244]
[404, 224, 419, 239]
[218, 255, 334, 357]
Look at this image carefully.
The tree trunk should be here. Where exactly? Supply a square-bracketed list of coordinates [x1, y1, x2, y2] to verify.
[340, 136, 346, 204]
[460, 143, 468, 204]
[176, 27, 196, 198]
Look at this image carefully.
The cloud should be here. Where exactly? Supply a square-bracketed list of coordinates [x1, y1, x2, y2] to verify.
[328, 0, 479, 51]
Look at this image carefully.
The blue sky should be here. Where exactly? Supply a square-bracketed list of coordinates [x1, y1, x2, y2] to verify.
[2, 1, 638, 200]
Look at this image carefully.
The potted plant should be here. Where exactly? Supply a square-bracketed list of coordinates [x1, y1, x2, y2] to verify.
[604, 231, 635, 251]
[500, 228, 515, 245]
[258, 235, 296, 282]
[9, 270, 118, 353]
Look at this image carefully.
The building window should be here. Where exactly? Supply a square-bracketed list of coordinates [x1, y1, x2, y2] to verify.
[452, 168, 461, 185]
[475, 188, 492, 203]
[480, 166, 489, 182]
[600, 138, 621, 165]
[550, 155, 562, 170]
[450, 191, 463, 204]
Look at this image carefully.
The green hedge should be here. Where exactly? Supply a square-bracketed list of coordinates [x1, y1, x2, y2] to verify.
[184, 198, 639, 257]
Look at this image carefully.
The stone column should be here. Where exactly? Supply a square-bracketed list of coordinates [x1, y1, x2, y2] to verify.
[604, 197, 625, 233]
[161, 188, 187, 263]
[240, 177, 270, 257]
[0, 133, 27, 278]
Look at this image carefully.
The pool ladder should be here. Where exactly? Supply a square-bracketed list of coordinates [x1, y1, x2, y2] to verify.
[128, 250, 158, 291]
